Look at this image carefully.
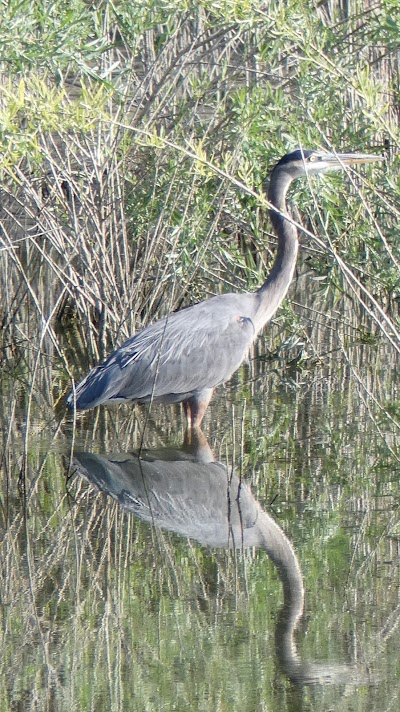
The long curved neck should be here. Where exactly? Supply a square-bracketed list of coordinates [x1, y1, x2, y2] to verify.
[258, 510, 304, 622]
[253, 168, 299, 332]
[257, 510, 305, 679]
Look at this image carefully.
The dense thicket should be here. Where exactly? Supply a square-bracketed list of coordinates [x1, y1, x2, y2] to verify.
[0, 0, 399, 405]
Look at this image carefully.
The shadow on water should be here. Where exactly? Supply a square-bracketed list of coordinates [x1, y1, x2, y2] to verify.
[72, 427, 370, 688]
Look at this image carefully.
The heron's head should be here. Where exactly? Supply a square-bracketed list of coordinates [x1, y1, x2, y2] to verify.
[273, 148, 382, 179]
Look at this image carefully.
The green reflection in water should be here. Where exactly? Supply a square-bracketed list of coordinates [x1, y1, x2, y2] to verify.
[0, 324, 399, 711]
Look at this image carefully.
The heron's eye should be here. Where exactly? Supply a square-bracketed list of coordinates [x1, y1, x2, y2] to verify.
[308, 154, 317, 162]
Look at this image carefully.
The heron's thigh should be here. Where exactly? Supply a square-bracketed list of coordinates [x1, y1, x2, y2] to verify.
[183, 388, 214, 428]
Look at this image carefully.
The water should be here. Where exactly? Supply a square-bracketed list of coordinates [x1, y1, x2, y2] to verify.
[1, 314, 399, 712]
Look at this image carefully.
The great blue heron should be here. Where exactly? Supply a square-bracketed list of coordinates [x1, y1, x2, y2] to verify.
[67, 149, 381, 425]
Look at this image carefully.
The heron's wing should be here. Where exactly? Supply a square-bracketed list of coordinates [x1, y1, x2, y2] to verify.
[71, 294, 256, 408]
[74, 452, 259, 546]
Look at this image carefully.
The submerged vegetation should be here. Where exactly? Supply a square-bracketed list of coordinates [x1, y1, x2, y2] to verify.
[1, 2, 400, 710]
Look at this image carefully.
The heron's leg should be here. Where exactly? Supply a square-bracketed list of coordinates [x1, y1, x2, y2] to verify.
[183, 388, 213, 429]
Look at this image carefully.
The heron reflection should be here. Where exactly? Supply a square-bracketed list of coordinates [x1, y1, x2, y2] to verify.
[72, 429, 362, 686]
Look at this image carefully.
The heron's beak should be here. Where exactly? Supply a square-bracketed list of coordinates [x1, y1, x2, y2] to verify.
[325, 152, 384, 167]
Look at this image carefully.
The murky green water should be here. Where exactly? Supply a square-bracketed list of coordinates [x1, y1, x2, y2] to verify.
[1, 297, 399, 711]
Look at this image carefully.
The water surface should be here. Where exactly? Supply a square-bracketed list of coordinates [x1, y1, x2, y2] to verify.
[1, 312, 399, 711]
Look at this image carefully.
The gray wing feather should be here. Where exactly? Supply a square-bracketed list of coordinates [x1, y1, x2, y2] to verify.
[71, 294, 256, 409]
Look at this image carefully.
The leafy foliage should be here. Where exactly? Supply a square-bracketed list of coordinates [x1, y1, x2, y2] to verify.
[0, 1, 399, 430]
